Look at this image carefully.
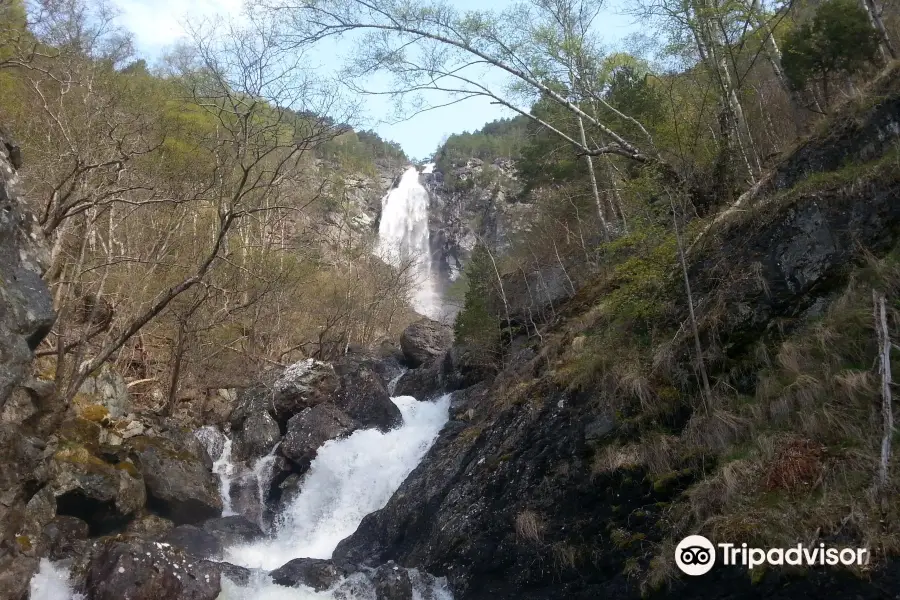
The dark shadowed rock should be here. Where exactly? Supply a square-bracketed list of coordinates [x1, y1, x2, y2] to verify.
[128, 435, 222, 524]
[281, 404, 358, 471]
[125, 513, 174, 540]
[272, 359, 339, 425]
[201, 515, 264, 547]
[41, 516, 90, 560]
[49, 444, 145, 534]
[163, 525, 223, 559]
[232, 410, 280, 463]
[230, 384, 274, 430]
[85, 537, 221, 600]
[373, 561, 413, 600]
[394, 362, 442, 400]
[218, 561, 252, 585]
[441, 344, 497, 392]
[400, 319, 453, 367]
[335, 367, 401, 431]
[269, 557, 352, 591]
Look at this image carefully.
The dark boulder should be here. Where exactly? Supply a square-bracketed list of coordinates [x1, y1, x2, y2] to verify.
[441, 344, 497, 391]
[232, 410, 280, 463]
[218, 561, 252, 586]
[269, 557, 352, 591]
[201, 515, 264, 547]
[41, 516, 89, 560]
[394, 362, 442, 400]
[230, 384, 274, 430]
[272, 359, 339, 426]
[335, 367, 401, 431]
[400, 318, 453, 367]
[372, 561, 413, 600]
[125, 513, 174, 540]
[163, 525, 223, 560]
[128, 435, 222, 524]
[281, 404, 358, 471]
[84, 537, 221, 600]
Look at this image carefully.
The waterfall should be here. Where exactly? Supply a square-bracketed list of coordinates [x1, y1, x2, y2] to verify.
[223, 394, 450, 569]
[195, 426, 236, 517]
[377, 165, 443, 319]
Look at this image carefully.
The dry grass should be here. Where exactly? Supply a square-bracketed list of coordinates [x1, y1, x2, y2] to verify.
[515, 509, 546, 544]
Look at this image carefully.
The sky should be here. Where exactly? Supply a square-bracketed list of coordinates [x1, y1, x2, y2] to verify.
[111, 0, 640, 159]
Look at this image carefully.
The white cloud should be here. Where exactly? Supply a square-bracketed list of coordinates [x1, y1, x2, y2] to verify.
[111, 0, 245, 57]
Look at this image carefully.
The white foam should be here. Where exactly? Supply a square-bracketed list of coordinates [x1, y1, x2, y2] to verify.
[224, 395, 450, 569]
[29, 559, 84, 600]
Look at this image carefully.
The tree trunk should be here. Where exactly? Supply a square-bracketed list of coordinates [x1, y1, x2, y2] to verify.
[860, 0, 897, 61]
[873, 289, 893, 491]
[577, 116, 612, 241]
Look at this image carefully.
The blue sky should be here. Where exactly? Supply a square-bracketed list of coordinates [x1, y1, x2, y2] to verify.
[112, 0, 639, 159]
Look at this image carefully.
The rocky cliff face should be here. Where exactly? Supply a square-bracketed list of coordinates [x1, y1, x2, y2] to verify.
[331, 72, 900, 599]
[423, 158, 533, 296]
[0, 128, 56, 600]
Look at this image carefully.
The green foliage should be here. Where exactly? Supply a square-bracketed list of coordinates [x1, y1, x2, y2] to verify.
[454, 243, 502, 354]
[434, 116, 528, 174]
[782, 0, 880, 102]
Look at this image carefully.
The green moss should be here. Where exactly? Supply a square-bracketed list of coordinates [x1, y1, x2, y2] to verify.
[611, 527, 647, 549]
[57, 418, 102, 451]
[79, 404, 109, 423]
[54, 444, 112, 472]
[114, 460, 140, 478]
[15, 535, 31, 551]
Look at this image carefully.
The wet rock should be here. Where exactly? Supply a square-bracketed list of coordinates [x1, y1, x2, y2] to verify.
[128, 435, 222, 524]
[230, 384, 274, 430]
[281, 404, 358, 470]
[276, 474, 303, 515]
[269, 557, 352, 591]
[373, 561, 413, 600]
[0, 552, 38, 600]
[84, 537, 221, 600]
[232, 410, 280, 463]
[163, 525, 223, 560]
[218, 561, 252, 585]
[272, 359, 339, 425]
[200, 515, 264, 547]
[394, 362, 442, 400]
[335, 367, 401, 431]
[49, 444, 145, 534]
[125, 513, 174, 540]
[400, 319, 453, 367]
[41, 516, 89, 560]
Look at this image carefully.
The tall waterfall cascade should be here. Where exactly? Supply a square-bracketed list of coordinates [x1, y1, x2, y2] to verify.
[377, 165, 444, 320]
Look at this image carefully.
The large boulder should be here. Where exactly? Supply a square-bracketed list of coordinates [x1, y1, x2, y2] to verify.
[372, 561, 413, 600]
[128, 435, 222, 524]
[48, 444, 145, 534]
[83, 537, 222, 600]
[441, 344, 497, 391]
[334, 367, 401, 431]
[269, 557, 353, 591]
[41, 515, 90, 560]
[394, 362, 442, 400]
[200, 515, 264, 547]
[229, 384, 274, 430]
[399, 318, 453, 367]
[77, 366, 131, 418]
[163, 525, 223, 560]
[125, 513, 174, 541]
[231, 410, 280, 463]
[281, 404, 358, 471]
[272, 359, 339, 425]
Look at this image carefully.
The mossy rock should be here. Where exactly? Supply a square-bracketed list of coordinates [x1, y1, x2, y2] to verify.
[79, 404, 110, 423]
[53, 444, 111, 472]
[114, 460, 140, 478]
[15, 535, 31, 552]
[57, 418, 102, 452]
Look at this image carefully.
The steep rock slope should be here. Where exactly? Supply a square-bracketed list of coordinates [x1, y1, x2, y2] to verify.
[334, 68, 900, 599]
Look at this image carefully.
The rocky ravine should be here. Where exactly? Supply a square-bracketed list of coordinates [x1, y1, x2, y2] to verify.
[326, 74, 900, 599]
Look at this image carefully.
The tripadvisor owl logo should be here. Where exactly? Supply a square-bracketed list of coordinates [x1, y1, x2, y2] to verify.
[675, 535, 716, 575]
[674, 535, 870, 576]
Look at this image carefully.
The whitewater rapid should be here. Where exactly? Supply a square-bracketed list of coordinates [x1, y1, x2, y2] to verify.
[28, 394, 452, 600]
[377, 165, 443, 319]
